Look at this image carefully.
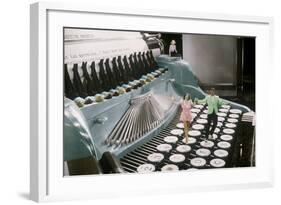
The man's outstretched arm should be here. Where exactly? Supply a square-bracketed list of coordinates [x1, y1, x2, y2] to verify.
[218, 98, 229, 107]
[196, 96, 207, 104]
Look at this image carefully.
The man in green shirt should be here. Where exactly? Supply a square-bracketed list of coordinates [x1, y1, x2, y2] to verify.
[195, 88, 228, 140]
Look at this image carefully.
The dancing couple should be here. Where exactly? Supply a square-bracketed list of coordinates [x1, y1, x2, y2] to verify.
[180, 88, 228, 143]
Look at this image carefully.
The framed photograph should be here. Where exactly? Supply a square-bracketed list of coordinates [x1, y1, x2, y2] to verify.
[30, 2, 274, 202]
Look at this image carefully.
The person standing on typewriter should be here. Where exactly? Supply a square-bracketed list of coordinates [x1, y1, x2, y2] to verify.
[195, 88, 228, 140]
[169, 40, 178, 57]
[179, 94, 193, 143]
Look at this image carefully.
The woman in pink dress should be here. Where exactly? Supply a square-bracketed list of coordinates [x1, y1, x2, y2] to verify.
[179, 94, 193, 143]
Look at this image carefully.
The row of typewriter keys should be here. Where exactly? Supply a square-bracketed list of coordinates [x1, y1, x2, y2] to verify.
[64, 50, 158, 100]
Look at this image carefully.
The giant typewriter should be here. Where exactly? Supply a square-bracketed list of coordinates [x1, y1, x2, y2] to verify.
[63, 29, 255, 175]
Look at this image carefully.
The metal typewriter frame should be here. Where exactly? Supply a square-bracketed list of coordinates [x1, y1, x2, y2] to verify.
[30, 2, 274, 202]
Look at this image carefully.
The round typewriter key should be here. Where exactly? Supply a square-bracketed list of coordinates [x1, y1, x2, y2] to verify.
[221, 105, 231, 109]
[191, 108, 201, 113]
[227, 118, 238, 123]
[141, 75, 148, 79]
[176, 123, 184, 129]
[196, 148, 211, 157]
[194, 104, 204, 109]
[74, 97, 85, 107]
[145, 78, 151, 83]
[196, 118, 208, 124]
[218, 117, 225, 122]
[188, 130, 201, 137]
[129, 82, 138, 89]
[200, 140, 214, 148]
[176, 145, 192, 153]
[203, 109, 208, 114]
[161, 164, 179, 172]
[230, 109, 242, 114]
[214, 149, 229, 158]
[210, 158, 226, 168]
[170, 129, 184, 136]
[182, 137, 196, 144]
[84, 96, 95, 104]
[140, 79, 146, 85]
[137, 163, 156, 173]
[147, 74, 155, 80]
[122, 84, 132, 92]
[164, 136, 178, 144]
[192, 124, 204, 130]
[217, 141, 231, 149]
[223, 128, 235, 134]
[217, 112, 227, 117]
[156, 144, 172, 153]
[200, 114, 208, 119]
[102, 91, 112, 99]
[219, 108, 229, 113]
[151, 72, 158, 77]
[169, 154, 185, 164]
[147, 153, 164, 163]
[225, 123, 236, 128]
[220, 134, 233, 141]
[109, 89, 119, 97]
[229, 114, 239, 118]
[134, 80, 142, 87]
[190, 157, 206, 167]
[141, 77, 149, 83]
[116, 86, 126, 94]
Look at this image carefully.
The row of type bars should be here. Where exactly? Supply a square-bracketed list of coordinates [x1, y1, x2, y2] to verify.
[105, 91, 166, 147]
[64, 50, 158, 100]
[120, 105, 241, 173]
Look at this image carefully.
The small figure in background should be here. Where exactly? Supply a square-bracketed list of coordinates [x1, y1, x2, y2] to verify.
[169, 40, 178, 57]
[195, 88, 228, 141]
[179, 94, 193, 143]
